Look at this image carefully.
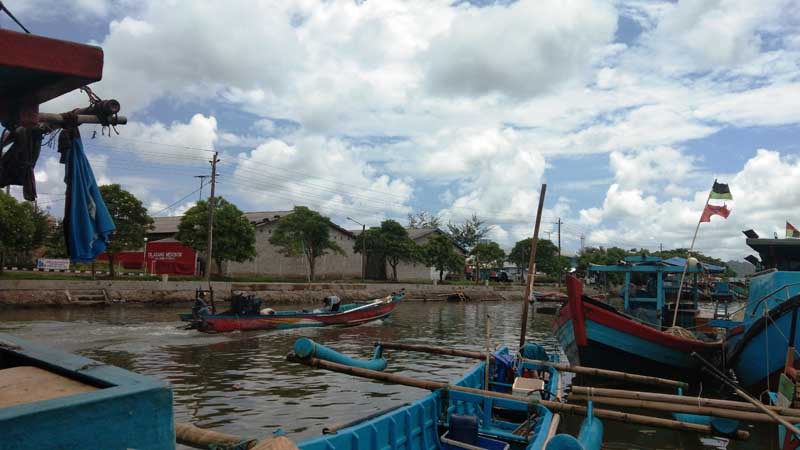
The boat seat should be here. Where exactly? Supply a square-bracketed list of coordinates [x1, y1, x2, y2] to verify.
[447, 414, 479, 445]
[0, 366, 97, 409]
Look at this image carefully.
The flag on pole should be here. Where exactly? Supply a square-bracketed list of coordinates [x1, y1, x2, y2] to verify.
[710, 180, 733, 200]
[787, 222, 800, 238]
[700, 203, 731, 223]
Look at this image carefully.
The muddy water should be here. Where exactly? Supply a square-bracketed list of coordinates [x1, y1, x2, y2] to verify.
[0, 302, 772, 449]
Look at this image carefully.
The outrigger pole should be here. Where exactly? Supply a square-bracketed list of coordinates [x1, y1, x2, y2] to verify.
[519, 184, 547, 348]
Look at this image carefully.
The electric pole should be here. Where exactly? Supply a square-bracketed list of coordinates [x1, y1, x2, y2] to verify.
[580, 234, 585, 255]
[194, 175, 208, 201]
[204, 153, 219, 285]
[556, 218, 563, 288]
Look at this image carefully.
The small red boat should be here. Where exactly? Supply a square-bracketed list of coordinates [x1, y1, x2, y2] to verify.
[181, 292, 405, 333]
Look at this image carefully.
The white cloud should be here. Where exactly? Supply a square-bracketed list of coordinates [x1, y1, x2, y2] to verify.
[120, 114, 218, 163]
[423, 0, 617, 98]
[579, 149, 800, 259]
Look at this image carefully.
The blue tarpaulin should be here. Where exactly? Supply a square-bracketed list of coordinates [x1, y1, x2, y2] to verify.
[662, 257, 725, 273]
[62, 133, 115, 262]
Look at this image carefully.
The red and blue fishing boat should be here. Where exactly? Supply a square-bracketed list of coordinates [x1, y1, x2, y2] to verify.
[181, 291, 405, 332]
[555, 257, 724, 382]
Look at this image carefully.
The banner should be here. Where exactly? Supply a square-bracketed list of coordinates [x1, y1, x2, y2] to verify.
[37, 258, 71, 270]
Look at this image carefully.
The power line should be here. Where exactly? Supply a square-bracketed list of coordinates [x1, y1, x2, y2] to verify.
[152, 186, 203, 216]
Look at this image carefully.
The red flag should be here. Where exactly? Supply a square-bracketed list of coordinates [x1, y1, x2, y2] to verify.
[700, 203, 731, 223]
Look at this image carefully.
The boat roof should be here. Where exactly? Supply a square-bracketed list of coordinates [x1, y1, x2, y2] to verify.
[746, 238, 800, 270]
[589, 255, 723, 273]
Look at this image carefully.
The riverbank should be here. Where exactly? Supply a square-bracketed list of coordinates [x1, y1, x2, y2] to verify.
[0, 279, 542, 306]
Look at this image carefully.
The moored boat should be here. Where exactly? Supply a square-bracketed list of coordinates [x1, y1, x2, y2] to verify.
[182, 291, 405, 332]
[555, 275, 722, 382]
[724, 234, 800, 391]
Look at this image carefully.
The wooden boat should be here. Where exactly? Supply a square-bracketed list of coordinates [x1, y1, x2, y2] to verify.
[182, 292, 406, 332]
[0, 333, 174, 450]
[723, 236, 800, 391]
[554, 275, 722, 381]
[291, 338, 603, 450]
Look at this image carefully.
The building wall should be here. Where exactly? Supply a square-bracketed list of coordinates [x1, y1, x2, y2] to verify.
[224, 222, 362, 280]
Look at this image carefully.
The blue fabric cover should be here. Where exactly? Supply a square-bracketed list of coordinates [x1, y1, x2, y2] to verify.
[492, 348, 515, 384]
[63, 135, 115, 262]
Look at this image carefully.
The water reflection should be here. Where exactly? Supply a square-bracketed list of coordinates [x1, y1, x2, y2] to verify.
[0, 302, 768, 449]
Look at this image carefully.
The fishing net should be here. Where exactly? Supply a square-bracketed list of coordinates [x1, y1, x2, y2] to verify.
[664, 326, 697, 340]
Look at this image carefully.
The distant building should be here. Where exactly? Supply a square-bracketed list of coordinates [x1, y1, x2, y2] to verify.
[149, 214, 463, 281]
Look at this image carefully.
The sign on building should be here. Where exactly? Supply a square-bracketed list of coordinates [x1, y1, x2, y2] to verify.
[37, 258, 70, 270]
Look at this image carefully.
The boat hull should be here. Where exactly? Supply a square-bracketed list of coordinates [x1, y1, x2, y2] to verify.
[192, 297, 402, 332]
[727, 294, 800, 390]
[554, 277, 722, 381]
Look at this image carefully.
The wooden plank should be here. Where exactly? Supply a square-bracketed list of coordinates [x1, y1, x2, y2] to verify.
[0, 366, 97, 409]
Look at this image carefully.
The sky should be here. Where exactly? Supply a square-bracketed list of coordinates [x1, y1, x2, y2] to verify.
[5, 0, 800, 261]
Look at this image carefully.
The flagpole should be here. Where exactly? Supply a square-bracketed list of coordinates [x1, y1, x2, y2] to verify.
[669, 187, 713, 329]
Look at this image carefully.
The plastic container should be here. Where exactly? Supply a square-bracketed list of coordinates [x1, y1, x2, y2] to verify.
[512, 377, 544, 400]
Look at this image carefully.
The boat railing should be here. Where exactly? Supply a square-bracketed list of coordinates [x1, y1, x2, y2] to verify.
[747, 282, 800, 317]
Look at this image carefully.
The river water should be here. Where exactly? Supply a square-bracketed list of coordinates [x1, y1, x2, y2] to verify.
[0, 302, 773, 449]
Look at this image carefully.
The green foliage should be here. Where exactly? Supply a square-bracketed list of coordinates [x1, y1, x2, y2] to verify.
[508, 238, 565, 277]
[0, 192, 35, 273]
[99, 184, 154, 278]
[447, 213, 491, 251]
[355, 219, 418, 281]
[421, 233, 465, 281]
[178, 197, 257, 276]
[470, 241, 506, 268]
[269, 206, 343, 281]
[407, 211, 441, 229]
[45, 221, 68, 258]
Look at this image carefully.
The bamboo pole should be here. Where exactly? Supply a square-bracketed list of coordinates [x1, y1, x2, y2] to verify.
[287, 354, 748, 440]
[374, 342, 687, 389]
[693, 351, 800, 438]
[175, 423, 257, 449]
[520, 184, 547, 348]
[569, 394, 797, 424]
[519, 358, 688, 389]
[571, 386, 800, 419]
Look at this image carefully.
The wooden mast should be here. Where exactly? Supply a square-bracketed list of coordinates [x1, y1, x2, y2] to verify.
[519, 184, 547, 348]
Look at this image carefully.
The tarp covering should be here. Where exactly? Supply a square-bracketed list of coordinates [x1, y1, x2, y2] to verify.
[60, 129, 115, 262]
[662, 257, 724, 273]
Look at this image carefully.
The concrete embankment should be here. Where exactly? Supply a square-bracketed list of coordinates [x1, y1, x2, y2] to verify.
[0, 279, 528, 306]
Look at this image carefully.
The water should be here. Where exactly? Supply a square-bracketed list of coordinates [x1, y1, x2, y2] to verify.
[0, 302, 773, 449]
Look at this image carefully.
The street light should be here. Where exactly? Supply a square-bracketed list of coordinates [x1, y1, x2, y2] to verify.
[143, 237, 149, 275]
[347, 217, 366, 282]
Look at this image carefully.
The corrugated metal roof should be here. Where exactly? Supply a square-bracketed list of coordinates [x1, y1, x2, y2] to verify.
[151, 210, 293, 235]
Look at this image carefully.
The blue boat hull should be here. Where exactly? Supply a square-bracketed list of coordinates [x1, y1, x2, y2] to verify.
[0, 334, 174, 450]
[727, 294, 800, 390]
[298, 355, 561, 450]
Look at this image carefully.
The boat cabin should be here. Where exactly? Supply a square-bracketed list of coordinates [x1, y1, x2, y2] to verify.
[588, 255, 724, 329]
[746, 236, 800, 272]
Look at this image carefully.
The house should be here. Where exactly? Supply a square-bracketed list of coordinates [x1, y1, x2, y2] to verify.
[149, 214, 463, 281]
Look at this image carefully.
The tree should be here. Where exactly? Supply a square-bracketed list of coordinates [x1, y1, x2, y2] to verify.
[422, 233, 465, 281]
[407, 211, 441, 229]
[355, 219, 418, 281]
[0, 192, 35, 274]
[268, 206, 342, 281]
[100, 184, 154, 278]
[44, 221, 69, 258]
[177, 197, 256, 277]
[447, 213, 492, 251]
[471, 241, 506, 269]
[509, 238, 562, 277]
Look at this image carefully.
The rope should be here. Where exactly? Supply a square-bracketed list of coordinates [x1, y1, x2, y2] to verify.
[0, 2, 30, 33]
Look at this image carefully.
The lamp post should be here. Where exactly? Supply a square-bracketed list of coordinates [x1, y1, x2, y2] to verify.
[143, 237, 149, 275]
[347, 217, 366, 282]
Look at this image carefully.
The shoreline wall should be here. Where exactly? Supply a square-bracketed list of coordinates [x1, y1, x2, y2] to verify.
[0, 280, 530, 306]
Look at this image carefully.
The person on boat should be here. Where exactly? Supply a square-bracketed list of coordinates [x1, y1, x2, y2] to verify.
[323, 295, 341, 312]
[192, 293, 211, 317]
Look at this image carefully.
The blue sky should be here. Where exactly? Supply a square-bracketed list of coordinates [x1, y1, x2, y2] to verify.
[7, 0, 800, 260]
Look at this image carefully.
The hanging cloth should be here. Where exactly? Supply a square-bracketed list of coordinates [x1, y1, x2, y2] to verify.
[58, 123, 115, 262]
[0, 127, 43, 201]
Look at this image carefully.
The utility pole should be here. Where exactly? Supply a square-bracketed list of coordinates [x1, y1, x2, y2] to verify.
[580, 234, 585, 255]
[660, 243, 664, 253]
[204, 153, 219, 286]
[556, 218, 563, 288]
[347, 217, 366, 282]
[194, 175, 208, 201]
